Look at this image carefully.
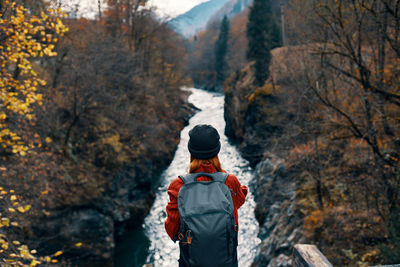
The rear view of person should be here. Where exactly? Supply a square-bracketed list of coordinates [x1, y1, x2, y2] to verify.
[165, 124, 248, 267]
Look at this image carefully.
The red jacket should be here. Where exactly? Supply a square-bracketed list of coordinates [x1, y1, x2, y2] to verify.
[165, 163, 248, 240]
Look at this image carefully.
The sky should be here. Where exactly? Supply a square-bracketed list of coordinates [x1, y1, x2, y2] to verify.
[60, 0, 210, 18]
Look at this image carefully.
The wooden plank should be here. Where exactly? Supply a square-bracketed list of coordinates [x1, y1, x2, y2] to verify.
[293, 244, 333, 267]
[372, 265, 400, 267]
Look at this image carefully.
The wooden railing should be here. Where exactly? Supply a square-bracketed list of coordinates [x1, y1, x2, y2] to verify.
[293, 244, 333, 267]
[293, 244, 400, 267]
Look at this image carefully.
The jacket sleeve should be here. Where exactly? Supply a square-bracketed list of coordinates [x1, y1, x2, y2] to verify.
[164, 178, 183, 241]
[227, 174, 248, 210]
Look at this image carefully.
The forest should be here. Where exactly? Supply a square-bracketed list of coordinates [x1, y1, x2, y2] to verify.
[220, 0, 400, 266]
[0, 0, 193, 265]
[1, 0, 400, 266]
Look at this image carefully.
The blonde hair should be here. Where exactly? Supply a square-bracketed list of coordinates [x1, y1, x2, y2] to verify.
[189, 155, 224, 173]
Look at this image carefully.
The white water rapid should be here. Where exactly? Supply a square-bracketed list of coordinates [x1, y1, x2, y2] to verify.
[116, 88, 261, 267]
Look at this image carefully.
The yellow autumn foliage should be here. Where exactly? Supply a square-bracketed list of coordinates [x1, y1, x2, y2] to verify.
[0, 185, 69, 266]
[247, 83, 280, 102]
[0, 0, 68, 155]
[0, 187, 60, 266]
[0, 2, 68, 266]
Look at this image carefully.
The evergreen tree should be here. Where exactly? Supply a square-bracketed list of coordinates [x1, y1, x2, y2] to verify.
[215, 16, 230, 88]
[246, 0, 281, 86]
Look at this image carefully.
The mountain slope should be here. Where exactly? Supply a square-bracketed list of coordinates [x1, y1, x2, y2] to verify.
[171, 0, 253, 38]
[209, 0, 253, 22]
[170, 0, 230, 37]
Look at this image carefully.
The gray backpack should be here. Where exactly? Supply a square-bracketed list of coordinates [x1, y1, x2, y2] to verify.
[177, 172, 238, 267]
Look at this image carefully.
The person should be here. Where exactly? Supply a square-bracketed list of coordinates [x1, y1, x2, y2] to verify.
[165, 124, 248, 267]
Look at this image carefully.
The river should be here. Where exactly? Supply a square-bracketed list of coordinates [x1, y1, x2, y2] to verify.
[115, 88, 261, 267]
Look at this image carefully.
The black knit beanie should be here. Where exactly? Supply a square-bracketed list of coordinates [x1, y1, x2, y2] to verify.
[188, 124, 221, 159]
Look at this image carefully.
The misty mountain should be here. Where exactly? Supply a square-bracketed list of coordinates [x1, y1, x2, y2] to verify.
[170, 0, 253, 38]
[169, 0, 231, 37]
[209, 0, 253, 23]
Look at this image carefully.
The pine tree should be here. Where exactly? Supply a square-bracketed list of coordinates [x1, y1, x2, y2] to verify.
[215, 16, 230, 88]
[246, 0, 281, 86]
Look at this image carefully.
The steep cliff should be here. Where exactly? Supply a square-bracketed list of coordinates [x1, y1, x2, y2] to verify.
[224, 63, 289, 167]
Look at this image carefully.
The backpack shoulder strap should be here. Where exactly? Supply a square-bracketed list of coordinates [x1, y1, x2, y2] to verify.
[178, 173, 196, 184]
[209, 172, 229, 183]
[178, 172, 229, 184]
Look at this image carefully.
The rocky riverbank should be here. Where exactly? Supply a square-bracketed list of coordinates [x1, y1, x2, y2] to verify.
[250, 156, 305, 267]
[224, 48, 307, 266]
[2, 89, 195, 266]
